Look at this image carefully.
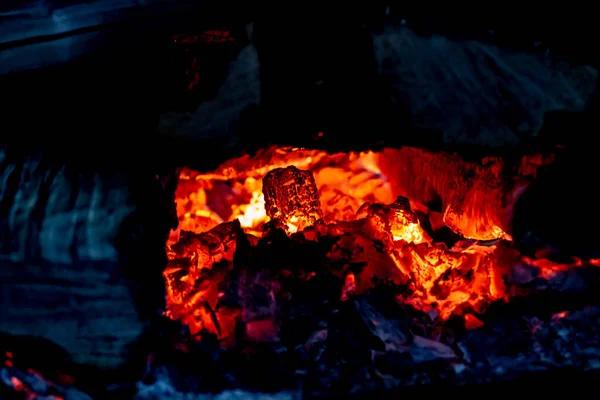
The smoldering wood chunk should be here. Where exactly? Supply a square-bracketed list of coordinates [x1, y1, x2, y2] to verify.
[219, 268, 280, 344]
[394, 242, 498, 318]
[348, 293, 456, 365]
[202, 220, 241, 259]
[507, 258, 600, 293]
[354, 295, 411, 351]
[394, 243, 455, 288]
[376, 147, 553, 241]
[340, 272, 356, 301]
[164, 220, 244, 298]
[327, 233, 409, 293]
[314, 218, 367, 238]
[240, 270, 279, 322]
[169, 220, 241, 268]
[429, 254, 495, 316]
[241, 271, 279, 342]
[356, 203, 393, 243]
[262, 166, 323, 232]
[356, 195, 428, 244]
[164, 220, 243, 332]
[163, 258, 198, 306]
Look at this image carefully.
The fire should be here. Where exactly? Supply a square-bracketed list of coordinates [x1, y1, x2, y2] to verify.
[165, 146, 580, 338]
[174, 148, 395, 235]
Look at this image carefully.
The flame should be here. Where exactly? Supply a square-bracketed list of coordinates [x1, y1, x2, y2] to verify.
[166, 146, 586, 334]
[175, 148, 393, 234]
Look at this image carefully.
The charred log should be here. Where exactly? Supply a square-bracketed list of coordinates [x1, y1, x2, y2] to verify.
[375, 147, 556, 241]
[0, 145, 177, 374]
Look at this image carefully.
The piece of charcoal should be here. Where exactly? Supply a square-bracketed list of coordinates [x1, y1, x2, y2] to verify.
[240, 270, 279, 323]
[356, 196, 428, 244]
[197, 220, 242, 262]
[356, 202, 393, 243]
[262, 166, 323, 233]
[515, 258, 600, 294]
[169, 234, 211, 267]
[245, 318, 281, 343]
[389, 196, 430, 243]
[354, 295, 411, 352]
[396, 242, 499, 318]
[393, 242, 457, 291]
[340, 273, 356, 301]
[314, 218, 368, 239]
[327, 234, 408, 293]
[163, 258, 198, 306]
[164, 220, 244, 331]
[353, 292, 456, 365]
[409, 335, 457, 363]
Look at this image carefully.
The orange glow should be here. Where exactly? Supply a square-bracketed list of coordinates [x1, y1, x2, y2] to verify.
[10, 376, 24, 391]
[464, 314, 485, 330]
[4, 364, 69, 400]
[166, 146, 584, 336]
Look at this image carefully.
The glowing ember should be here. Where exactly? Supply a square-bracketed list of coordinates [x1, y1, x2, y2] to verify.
[165, 146, 585, 336]
[262, 166, 323, 233]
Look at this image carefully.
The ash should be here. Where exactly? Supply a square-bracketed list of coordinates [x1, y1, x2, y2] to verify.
[4, 295, 600, 398]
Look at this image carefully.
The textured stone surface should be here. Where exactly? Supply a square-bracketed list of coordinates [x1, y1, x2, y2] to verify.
[156, 23, 596, 152]
[372, 26, 597, 146]
[158, 42, 261, 145]
[0, 148, 166, 264]
[0, 145, 177, 370]
[0, 259, 146, 369]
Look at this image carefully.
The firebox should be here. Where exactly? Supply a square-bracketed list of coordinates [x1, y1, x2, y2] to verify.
[2, 3, 600, 399]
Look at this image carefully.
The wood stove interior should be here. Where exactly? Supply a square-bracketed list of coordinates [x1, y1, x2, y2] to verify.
[1, 3, 600, 398]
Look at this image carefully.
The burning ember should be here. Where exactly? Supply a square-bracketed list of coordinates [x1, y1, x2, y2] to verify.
[166, 145, 581, 336]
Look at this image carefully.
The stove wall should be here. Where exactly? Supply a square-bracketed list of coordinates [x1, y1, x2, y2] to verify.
[0, 144, 178, 372]
[156, 20, 597, 167]
[2, 6, 599, 173]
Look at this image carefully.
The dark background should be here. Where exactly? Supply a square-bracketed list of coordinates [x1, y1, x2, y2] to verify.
[1, 2, 599, 166]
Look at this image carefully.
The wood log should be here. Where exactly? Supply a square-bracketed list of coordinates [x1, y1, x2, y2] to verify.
[0, 145, 177, 373]
[378, 145, 597, 258]
[376, 147, 556, 241]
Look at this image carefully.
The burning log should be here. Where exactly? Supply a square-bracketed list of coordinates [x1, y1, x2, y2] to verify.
[376, 147, 554, 241]
[0, 146, 176, 373]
